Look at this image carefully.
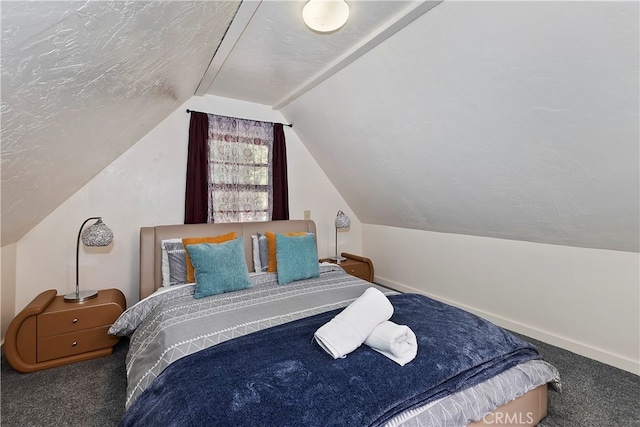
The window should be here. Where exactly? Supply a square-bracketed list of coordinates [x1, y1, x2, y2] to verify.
[207, 116, 273, 223]
[184, 111, 288, 224]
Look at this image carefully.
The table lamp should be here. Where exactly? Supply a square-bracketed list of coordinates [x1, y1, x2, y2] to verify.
[331, 210, 351, 262]
[65, 217, 114, 302]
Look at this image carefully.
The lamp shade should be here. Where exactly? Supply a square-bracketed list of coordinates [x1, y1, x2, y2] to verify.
[81, 219, 113, 246]
[302, 0, 350, 33]
[335, 210, 351, 229]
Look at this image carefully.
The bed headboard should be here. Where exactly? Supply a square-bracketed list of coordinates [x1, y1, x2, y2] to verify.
[139, 220, 317, 299]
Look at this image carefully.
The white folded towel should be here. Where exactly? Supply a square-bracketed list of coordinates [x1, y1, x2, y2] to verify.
[364, 321, 417, 366]
[314, 287, 393, 359]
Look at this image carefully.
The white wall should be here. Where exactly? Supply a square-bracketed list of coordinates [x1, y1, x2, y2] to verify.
[1, 243, 17, 343]
[364, 224, 640, 374]
[14, 95, 361, 311]
[283, 1, 639, 253]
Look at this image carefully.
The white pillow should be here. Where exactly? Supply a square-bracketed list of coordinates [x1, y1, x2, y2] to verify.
[161, 238, 182, 287]
[252, 235, 261, 272]
[251, 233, 269, 272]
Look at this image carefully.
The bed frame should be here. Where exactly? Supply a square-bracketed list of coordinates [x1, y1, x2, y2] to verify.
[138, 219, 548, 426]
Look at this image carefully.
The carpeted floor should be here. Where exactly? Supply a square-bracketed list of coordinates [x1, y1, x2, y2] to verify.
[1, 340, 128, 427]
[511, 334, 640, 427]
[1, 334, 639, 426]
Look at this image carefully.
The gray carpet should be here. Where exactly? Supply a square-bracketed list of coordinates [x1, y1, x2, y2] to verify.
[515, 333, 640, 427]
[1, 335, 639, 426]
[1, 340, 128, 427]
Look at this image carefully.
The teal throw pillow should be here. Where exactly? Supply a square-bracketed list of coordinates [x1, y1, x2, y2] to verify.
[276, 233, 320, 285]
[186, 238, 251, 299]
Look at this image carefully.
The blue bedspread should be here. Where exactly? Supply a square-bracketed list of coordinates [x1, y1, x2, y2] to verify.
[120, 293, 540, 427]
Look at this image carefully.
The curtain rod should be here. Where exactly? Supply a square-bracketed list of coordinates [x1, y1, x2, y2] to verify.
[186, 109, 292, 128]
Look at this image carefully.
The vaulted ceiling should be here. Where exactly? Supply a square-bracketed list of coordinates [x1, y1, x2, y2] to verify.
[1, 0, 240, 245]
[2, 1, 638, 252]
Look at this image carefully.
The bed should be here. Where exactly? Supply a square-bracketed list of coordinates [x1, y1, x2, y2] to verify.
[110, 220, 560, 426]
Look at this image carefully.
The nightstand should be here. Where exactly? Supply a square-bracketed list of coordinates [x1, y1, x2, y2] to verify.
[321, 253, 375, 282]
[4, 288, 126, 373]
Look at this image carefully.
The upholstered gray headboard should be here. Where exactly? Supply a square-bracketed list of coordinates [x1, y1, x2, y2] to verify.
[139, 220, 317, 299]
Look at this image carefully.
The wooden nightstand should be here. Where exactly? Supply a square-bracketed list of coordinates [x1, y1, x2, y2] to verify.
[4, 288, 126, 373]
[321, 253, 375, 282]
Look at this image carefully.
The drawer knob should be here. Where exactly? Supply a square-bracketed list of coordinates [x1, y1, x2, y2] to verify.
[350, 269, 355, 273]
[72, 341, 77, 347]
[72, 318, 78, 324]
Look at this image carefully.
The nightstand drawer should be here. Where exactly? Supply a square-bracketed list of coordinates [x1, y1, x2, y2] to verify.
[37, 326, 118, 362]
[37, 302, 122, 338]
[342, 263, 369, 280]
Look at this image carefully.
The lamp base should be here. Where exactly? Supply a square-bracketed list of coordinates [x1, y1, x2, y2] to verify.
[64, 290, 98, 303]
[330, 256, 347, 263]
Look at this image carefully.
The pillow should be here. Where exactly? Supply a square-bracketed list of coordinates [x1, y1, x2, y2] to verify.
[275, 233, 320, 285]
[161, 238, 185, 286]
[266, 231, 306, 272]
[258, 232, 269, 271]
[182, 232, 237, 283]
[252, 235, 260, 272]
[164, 241, 188, 285]
[186, 238, 251, 299]
[251, 233, 269, 273]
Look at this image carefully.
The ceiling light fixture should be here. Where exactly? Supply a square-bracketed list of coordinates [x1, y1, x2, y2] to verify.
[302, 0, 350, 33]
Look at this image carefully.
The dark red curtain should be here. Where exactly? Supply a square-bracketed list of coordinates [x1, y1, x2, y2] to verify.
[184, 112, 209, 224]
[272, 123, 289, 220]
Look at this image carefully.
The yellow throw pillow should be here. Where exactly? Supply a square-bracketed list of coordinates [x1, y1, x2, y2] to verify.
[266, 231, 306, 272]
[182, 232, 237, 283]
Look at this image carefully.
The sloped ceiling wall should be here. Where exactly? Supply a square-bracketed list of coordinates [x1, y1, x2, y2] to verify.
[2, 1, 637, 254]
[1, 1, 240, 245]
[282, 1, 639, 252]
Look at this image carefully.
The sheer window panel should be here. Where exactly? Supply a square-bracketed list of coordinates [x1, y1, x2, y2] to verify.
[207, 116, 274, 223]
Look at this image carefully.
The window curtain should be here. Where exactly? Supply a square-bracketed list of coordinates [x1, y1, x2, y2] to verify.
[272, 123, 289, 220]
[185, 112, 289, 223]
[184, 112, 209, 224]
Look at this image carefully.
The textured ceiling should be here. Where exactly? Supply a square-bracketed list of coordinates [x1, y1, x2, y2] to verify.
[1, 0, 240, 245]
[2, 1, 637, 254]
[1, 0, 426, 246]
[205, 0, 415, 106]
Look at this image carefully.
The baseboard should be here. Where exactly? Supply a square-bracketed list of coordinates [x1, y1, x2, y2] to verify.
[375, 275, 640, 375]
